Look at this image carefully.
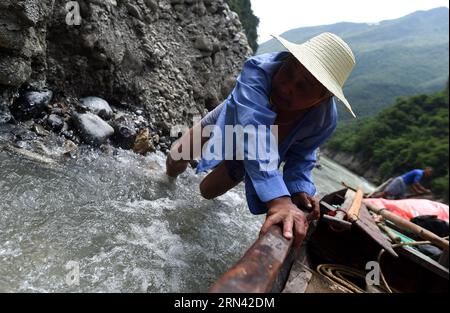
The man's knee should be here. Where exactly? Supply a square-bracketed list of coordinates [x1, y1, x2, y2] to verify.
[199, 179, 215, 200]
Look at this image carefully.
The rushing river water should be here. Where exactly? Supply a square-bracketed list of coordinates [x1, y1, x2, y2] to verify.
[0, 144, 374, 292]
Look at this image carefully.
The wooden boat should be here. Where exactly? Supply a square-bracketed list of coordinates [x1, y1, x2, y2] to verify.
[210, 188, 449, 293]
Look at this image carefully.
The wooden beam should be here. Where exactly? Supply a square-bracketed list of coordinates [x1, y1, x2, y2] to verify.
[347, 188, 363, 222]
[209, 225, 295, 293]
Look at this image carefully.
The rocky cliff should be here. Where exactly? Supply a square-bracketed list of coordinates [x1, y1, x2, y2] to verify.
[0, 0, 252, 153]
[321, 148, 382, 184]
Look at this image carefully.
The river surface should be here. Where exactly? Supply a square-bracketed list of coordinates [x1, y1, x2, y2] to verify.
[0, 146, 374, 292]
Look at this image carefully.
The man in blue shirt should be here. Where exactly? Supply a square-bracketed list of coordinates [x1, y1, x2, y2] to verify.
[378, 167, 433, 199]
[166, 33, 356, 246]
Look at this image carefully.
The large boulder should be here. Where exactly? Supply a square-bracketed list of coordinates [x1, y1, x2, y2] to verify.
[10, 90, 53, 121]
[72, 112, 114, 146]
[80, 97, 113, 120]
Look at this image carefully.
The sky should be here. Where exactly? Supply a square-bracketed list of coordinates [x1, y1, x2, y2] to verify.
[251, 0, 450, 44]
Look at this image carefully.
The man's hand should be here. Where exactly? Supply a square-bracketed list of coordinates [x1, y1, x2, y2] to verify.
[412, 183, 431, 195]
[292, 192, 320, 221]
[260, 196, 308, 247]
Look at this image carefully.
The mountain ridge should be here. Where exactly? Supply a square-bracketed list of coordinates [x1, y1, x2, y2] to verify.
[257, 7, 449, 120]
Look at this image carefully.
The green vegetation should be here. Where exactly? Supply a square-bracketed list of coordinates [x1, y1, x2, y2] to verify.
[225, 0, 259, 53]
[326, 83, 449, 202]
[257, 7, 449, 121]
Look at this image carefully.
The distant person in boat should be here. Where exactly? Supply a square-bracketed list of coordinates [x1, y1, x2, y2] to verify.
[375, 167, 433, 199]
[166, 33, 356, 245]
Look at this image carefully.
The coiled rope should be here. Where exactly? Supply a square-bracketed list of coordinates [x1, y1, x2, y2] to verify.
[317, 237, 449, 293]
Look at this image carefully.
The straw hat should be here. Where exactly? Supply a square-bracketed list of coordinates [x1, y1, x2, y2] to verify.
[272, 32, 356, 117]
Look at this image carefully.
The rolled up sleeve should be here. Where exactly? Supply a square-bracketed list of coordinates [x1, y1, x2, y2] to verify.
[228, 57, 290, 203]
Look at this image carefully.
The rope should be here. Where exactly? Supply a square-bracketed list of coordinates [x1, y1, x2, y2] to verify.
[317, 237, 449, 293]
[377, 237, 449, 293]
[317, 264, 376, 293]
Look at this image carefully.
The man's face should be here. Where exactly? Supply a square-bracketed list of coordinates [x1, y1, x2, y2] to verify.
[271, 55, 330, 111]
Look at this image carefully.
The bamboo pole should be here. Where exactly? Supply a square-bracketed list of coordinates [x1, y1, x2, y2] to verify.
[347, 188, 363, 222]
[365, 202, 449, 250]
[367, 177, 393, 198]
[377, 223, 401, 244]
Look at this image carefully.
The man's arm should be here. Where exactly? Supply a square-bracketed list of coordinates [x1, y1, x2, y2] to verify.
[283, 102, 337, 215]
[260, 100, 337, 244]
[228, 57, 292, 205]
[411, 182, 431, 194]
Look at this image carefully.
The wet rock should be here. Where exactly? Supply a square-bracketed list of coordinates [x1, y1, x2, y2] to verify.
[133, 128, 155, 155]
[111, 116, 137, 150]
[32, 124, 50, 136]
[46, 114, 64, 132]
[0, 109, 12, 124]
[72, 112, 114, 146]
[3, 143, 57, 165]
[79, 97, 113, 120]
[50, 107, 64, 115]
[152, 133, 160, 144]
[10, 90, 53, 121]
[100, 144, 114, 155]
[134, 115, 147, 128]
[0, 54, 32, 86]
[12, 127, 37, 142]
[14, 140, 29, 149]
[63, 139, 78, 158]
[62, 129, 75, 140]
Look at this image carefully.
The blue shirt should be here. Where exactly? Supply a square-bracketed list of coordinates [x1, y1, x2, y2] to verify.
[196, 52, 337, 215]
[401, 169, 424, 185]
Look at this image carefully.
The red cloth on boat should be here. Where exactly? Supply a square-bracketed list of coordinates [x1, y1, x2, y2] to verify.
[363, 198, 449, 222]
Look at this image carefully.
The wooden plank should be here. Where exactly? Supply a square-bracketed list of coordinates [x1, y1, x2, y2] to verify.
[340, 189, 356, 212]
[209, 225, 295, 293]
[397, 246, 449, 279]
[282, 240, 350, 293]
[355, 204, 398, 257]
[347, 188, 363, 222]
[323, 189, 397, 256]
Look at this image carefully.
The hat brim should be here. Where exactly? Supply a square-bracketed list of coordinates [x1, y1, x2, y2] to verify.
[272, 35, 356, 118]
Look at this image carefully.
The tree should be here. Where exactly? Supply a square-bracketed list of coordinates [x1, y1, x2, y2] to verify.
[226, 0, 259, 53]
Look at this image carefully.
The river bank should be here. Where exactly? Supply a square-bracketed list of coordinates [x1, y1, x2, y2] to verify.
[321, 147, 383, 185]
